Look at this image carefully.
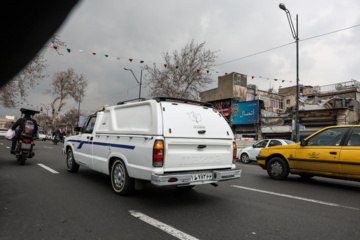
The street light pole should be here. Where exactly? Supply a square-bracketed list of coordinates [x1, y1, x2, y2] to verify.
[41, 103, 49, 132]
[124, 68, 143, 100]
[279, 3, 300, 142]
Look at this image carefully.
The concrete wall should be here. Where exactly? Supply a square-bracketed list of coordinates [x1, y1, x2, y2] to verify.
[200, 72, 248, 102]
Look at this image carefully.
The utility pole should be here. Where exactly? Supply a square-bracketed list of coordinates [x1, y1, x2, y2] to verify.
[124, 68, 143, 100]
[279, 3, 300, 142]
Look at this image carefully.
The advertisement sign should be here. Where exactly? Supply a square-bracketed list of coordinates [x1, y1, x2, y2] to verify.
[218, 108, 231, 116]
[78, 115, 88, 127]
[208, 99, 232, 117]
[231, 100, 259, 124]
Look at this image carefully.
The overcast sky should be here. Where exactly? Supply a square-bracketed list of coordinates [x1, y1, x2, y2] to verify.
[2, 0, 360, 118]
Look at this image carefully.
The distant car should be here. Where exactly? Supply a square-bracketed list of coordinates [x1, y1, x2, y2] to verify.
[37, 130, 47, 141]
[238, 139, 295, 164]
[0, 128, 8, 139]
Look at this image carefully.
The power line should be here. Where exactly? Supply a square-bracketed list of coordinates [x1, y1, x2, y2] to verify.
[300, 24, 360, 42]
[216, 23, 360, 67]
[216, 42, 294, 66]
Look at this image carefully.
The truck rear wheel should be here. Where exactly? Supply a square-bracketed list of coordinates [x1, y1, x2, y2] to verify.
[111, 159, 135, 196]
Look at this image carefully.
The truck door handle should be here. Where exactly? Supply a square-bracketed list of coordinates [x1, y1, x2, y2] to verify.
[87, 136, 93, 141]
[198, 130, 206, 134]
[198, 145, 207, 149]
[330, 152, 337, 155]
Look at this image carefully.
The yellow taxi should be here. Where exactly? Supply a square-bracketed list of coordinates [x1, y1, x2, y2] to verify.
[256, 125, 360, 181]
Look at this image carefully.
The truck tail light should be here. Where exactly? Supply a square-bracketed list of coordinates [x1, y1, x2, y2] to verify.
[153, 140, 164, 167]
[233, 141, 237, 163]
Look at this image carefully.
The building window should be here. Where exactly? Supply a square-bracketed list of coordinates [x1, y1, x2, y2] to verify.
[234, 75, 241, 86]
[286, 99, 290, 104]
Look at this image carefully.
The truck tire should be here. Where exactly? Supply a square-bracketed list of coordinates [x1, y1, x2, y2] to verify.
[267, 157, 289, 180]
[66, 149, 79, 173]
[111, 159, 135, 196]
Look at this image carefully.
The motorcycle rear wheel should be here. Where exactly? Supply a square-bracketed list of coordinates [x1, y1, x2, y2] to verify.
[20, 154, 26, 165]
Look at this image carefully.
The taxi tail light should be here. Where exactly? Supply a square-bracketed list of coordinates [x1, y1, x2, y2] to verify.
[233, 141, 237, 163]
[153, 140, 164, 167]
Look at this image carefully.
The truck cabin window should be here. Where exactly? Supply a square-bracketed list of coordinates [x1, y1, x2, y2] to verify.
[85, 117, 97, 134]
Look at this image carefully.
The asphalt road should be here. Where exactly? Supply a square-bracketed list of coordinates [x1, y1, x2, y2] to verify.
[0, 138, 359, 240]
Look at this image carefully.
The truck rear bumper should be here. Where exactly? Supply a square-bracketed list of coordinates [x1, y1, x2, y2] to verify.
[151, 168, 242, 187]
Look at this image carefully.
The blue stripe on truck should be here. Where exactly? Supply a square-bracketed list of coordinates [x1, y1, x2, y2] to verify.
[67, 140, 135, 150]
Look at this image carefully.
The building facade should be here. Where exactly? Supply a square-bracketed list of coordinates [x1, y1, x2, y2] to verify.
[200, 73, 360, 141]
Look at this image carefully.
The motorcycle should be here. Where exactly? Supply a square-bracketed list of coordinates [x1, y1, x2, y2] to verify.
[53, 135, 60, 145]
[14, 136, 35, 165]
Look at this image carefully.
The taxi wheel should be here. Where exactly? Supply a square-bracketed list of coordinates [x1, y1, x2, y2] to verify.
[240, 153, 250, 164]
[111, 159, 135, 196]
[267, 157, 289, 180]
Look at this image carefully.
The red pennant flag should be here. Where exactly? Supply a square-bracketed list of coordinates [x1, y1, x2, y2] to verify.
[274, 79, 278, 81]
[164, 64, 167, 68]
[129, 59, 133, 62]
[53, 46, 58, 50]
[197, 69, 200, 73]
[92, 53, 96, 55]
[252, 76, 254, 79]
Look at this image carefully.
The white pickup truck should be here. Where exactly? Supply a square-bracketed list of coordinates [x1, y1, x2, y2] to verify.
[63, 98, 241, 195]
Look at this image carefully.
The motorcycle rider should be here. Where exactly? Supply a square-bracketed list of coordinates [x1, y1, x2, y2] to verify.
[10, 109, 38, 154]
[61, 129, 66, 141]
[52, 129, 61, 141]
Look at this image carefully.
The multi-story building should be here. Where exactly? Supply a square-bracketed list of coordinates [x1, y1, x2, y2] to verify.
[200, 73, 360, 141]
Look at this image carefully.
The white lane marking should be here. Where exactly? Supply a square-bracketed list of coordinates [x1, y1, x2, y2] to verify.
[129, 210, 199, 240]
[231, 185, 359, 211]
[37, 164, 59, 174]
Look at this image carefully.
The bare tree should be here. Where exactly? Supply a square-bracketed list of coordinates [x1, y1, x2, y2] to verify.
[33, 113, 50, 132]
[143, 40, 218, 100]
[0, 36, 66, 108]
[47, 68, 87, 129]
[57, 108, 81, 135]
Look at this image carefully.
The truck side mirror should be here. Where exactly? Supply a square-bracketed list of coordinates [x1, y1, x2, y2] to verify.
[74, 126, 81, 132]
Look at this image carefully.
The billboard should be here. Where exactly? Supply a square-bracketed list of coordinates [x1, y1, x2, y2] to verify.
[208, 99, 232, 117]
[231, 100, 259, 124]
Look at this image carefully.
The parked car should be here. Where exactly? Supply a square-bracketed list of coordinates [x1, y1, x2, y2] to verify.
[256, 125, 360, 182]
[238, 139, 295, 164]
[0, 128, 8, 139]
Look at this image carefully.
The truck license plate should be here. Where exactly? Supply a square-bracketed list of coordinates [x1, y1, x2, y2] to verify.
[190, 173, 213, 181]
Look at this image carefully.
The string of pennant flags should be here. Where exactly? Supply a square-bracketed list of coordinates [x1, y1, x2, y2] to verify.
[51, 45, 293, 84]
